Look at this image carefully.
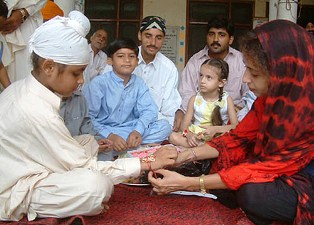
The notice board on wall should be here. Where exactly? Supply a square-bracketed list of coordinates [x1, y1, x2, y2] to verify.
[160, 26, 180, 64]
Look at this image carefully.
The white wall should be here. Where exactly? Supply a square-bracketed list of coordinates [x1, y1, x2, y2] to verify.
[143, 0, 187, 71]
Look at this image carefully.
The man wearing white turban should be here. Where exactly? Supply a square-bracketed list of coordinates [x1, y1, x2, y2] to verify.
[0, 11, 177, 221]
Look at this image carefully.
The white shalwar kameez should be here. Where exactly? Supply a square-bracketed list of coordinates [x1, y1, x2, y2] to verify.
[0, 75, 141, 221]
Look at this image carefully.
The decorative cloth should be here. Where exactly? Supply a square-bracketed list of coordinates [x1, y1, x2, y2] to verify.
[140, 16, 166, 34]
[29, 10, 90, 65]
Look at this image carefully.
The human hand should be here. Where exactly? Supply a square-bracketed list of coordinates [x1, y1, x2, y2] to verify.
[127, 130, 142, 148]
[97, 138, 113, 152]
[186, 131, 199, 147]
[107, 133, 128, 152]
[173, 110, 184, 132]
[1, 10, 26, 34]
[148, 169, 187, 195]
[198, 126, 218, 140]
[150, 146, 178, 170]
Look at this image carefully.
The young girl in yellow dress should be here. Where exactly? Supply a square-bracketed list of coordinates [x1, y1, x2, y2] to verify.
[169, 58, 238, 147]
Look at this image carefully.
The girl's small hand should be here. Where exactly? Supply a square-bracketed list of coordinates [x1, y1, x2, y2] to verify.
[186, 131, 199, 147]
[199, 126, 219, 140]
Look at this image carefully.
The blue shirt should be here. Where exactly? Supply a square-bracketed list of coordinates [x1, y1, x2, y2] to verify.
[83, 71, 158, 138]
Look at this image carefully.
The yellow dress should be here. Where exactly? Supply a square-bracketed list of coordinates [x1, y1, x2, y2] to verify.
[188, 92, 228, 135]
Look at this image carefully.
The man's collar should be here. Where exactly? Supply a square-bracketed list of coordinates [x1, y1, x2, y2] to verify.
[138, 46, 158, 68]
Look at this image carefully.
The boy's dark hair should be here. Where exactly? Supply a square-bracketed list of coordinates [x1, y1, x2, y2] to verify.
[107, 38, 139, 58]
[0, 0, 8, 18]
[201, 58, 230, 127]
[207, 17, 234, 37]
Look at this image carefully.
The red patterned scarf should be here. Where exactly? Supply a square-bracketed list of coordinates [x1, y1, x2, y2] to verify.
[209, 20, 314, 224]
[255, 19, 314, 225]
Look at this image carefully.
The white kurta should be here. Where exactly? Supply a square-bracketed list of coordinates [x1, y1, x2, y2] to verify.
[83, 44, 108, 84]
[134, 46, 182, 126]
[0, 75, 141, 221]
[1, 0, 47, 83]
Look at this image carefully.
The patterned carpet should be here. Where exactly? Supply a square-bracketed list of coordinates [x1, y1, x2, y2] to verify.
[0, 184, 254, 225]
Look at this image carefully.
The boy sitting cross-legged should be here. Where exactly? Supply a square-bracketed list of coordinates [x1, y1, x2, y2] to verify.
[84, 38, 171, 160]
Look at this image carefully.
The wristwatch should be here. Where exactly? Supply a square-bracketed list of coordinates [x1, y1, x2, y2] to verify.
[19, 9, 27, 23]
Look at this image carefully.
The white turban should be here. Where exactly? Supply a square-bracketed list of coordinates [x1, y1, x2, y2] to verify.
[29, 11, 90, 65]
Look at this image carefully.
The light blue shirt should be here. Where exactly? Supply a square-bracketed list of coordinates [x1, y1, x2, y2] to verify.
[83, 71, 159, 139]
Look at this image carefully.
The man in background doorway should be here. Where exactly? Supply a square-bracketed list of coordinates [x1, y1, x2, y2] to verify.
[83, 28, 109, 84]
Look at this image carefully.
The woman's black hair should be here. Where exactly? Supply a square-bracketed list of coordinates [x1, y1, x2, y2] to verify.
[239, 30, 269, 73]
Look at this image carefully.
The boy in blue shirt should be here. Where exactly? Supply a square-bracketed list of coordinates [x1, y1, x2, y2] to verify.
[84, 38, 171, 159]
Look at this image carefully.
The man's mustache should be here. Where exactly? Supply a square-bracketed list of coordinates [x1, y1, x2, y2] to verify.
[211, 42, 221, 47]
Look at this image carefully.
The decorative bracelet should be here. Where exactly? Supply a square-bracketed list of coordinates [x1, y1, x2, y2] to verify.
[141, 154, 157, 178]
[190, 148, 197, 161]
[199, 174, 206, 194]
[141, 154, 156, 163]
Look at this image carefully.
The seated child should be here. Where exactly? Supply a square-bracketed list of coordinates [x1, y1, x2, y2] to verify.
[169, 58, 238, 147]
[84, 38, 171, 159]
[60, 90, 113, 161]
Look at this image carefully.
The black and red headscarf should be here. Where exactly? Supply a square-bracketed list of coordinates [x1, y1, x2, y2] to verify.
[209, 20, 314, 224]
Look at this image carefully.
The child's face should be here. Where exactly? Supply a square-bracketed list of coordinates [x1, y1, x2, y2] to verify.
[198, 64, 224, 94]
[243, 54, 270, 97]
[111, 48, 138, 79]
[45, 62, 86, 97]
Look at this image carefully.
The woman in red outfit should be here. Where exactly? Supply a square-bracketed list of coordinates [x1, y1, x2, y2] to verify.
[149, 19, 314, 225]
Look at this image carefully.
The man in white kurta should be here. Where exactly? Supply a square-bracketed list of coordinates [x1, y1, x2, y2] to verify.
[83, 29, 108, 84]
[0, 0, 47, 84]
[0, 11, 177, 222]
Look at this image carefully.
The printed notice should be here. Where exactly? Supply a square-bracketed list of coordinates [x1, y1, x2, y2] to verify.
[160, 26, 180, 64]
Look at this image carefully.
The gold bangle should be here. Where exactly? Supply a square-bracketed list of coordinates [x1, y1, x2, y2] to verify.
[199, 174, 206, 194]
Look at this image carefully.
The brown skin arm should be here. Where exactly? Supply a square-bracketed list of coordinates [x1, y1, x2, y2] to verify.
[148, 170, 227, 194]
[2, 9, 29, 34]
[140, 146, 178, 171]
[173, 109, 185, 132]
[0, 63, 11, 88]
